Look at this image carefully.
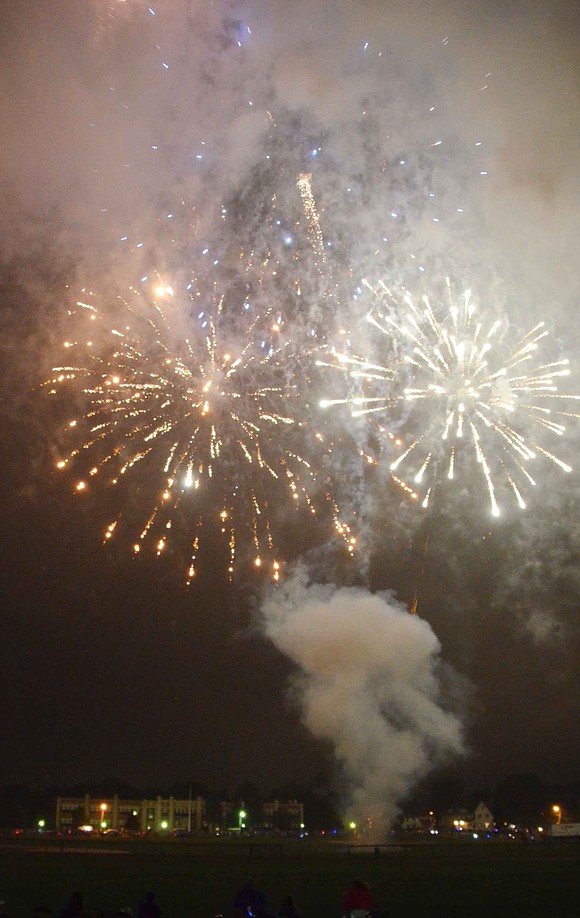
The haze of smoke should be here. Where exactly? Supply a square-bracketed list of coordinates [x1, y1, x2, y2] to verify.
[261, 569, 464, 837]
[1, 0, 578, 304]
[1, 0, 578, 650]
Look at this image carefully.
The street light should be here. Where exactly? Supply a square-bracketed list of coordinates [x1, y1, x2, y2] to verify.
[100, 803, 108, 831]
[552, 805, 562, 824]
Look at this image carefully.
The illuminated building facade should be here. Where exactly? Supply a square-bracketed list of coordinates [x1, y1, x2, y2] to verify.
[471, 802, 494, 831]
[261, 799, 304, 831]
[55, 794, 205, 833]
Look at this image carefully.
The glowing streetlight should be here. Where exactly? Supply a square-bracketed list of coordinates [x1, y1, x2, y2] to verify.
[552, 805, 562, 824]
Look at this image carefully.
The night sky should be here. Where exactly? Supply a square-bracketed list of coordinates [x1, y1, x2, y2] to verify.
[0, 0, 579, 817]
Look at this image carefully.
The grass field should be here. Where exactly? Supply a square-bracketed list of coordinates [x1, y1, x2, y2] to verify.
[1, 837, 579, 918]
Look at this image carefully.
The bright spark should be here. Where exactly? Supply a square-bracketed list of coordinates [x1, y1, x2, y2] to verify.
[320, 278, 578, 515]
[47, 280, 353, 582]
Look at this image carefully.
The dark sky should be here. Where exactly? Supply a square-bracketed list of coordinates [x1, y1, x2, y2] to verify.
[0, 0, 579, 812]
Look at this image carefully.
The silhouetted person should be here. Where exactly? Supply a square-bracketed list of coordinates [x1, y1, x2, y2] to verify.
[278, 896, 302, 918]
[342, 878, 377, 918]
[32, 906, 53, 918]
[137, 893, 161, 918]
[0, 900, 8, 918]
[61, 893, 84, 918]
[234, 879, 269, 918]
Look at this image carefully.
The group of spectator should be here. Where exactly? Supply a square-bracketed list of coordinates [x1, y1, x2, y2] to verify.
[233, 875, 377, 918]
[233, 879, 303, 918]
[1, 875, 378, 918]
[0, 891, 162, 918]
[62, 891, 161, 918]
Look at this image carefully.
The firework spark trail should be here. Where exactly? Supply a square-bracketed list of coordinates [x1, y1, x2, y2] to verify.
[320, 278, 579, 516]
[297, 173, 327, 270]
[92, 0, 141, 43]
[294, 172, 422, 515]
[45, 278, 356, 582]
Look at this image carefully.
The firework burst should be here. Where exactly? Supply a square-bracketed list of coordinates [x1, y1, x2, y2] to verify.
[46, 279, 355, 582]
[320, 278, 578, 516]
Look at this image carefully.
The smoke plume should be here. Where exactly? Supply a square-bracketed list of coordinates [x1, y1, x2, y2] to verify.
[262, 569, 464, 837]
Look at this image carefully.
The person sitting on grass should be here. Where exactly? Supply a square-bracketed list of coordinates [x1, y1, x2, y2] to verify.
[278, 895, 302, 918]
[61, 893, 84, 918]
[342, 878, 377, 918]
[137, 893, 161, 918]
[233, 878, 270, 918]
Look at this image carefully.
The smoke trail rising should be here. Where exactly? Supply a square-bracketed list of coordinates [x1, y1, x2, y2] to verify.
[261, 568, 463, 838]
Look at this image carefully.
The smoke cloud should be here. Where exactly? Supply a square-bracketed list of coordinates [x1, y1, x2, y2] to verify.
[2, 0, 578, 297]
[0, 0, 579, 789]
[261, 569, 464, 837]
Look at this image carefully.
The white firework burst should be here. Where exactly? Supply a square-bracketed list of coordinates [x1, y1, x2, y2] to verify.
[320, 278, 579, 516]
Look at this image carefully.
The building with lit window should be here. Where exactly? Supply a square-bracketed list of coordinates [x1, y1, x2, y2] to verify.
[55, 794, 205, 833]
[441, 802, 495, 833]
[217, 800, 304, 833]
[470, 802, 494, 831]
[261, 799, 304, 832]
